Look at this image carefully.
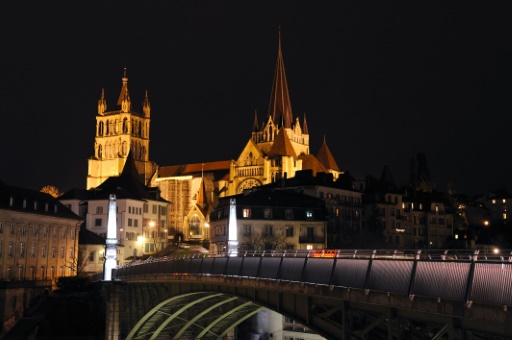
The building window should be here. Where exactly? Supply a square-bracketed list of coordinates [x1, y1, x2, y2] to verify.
[19, 243, 24, 257]
[306, 211, 313, 220]
[43, 227, 48, 237]
[8, 243, 13, 257]
[0, 223, 3, 234]
[31, 245, 36, 257]
[0, 242, 2, 257]
[95, 219, 102, 227]
[285, 209, 294, 219]
[88, 251, 95, 262]
[69, 247, 74, 259]
[42, 246, 46, 258]
[61, 229, 66, 238]
[242, 209, 251, 218]
[52, 247, 56, 258]
[40, 266, 45, 279]
[263, 225, 273, 237]
[128, 219, 133, 227]
[242, 225, 252, 236]
[30, 266, 35, 280]
[10, 224, 15, 235]
[61, 247, 65, 259]
[263, 209, 272, 219]
[285, 226, 294, 237]
[96, 206, 103, 214]
[21, 225, 26, 236]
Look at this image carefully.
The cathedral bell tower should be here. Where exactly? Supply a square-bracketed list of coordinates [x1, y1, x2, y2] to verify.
[87, 68, 157, 189]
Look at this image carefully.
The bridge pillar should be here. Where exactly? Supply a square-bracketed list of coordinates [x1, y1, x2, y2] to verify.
[104, 281, 125, 340]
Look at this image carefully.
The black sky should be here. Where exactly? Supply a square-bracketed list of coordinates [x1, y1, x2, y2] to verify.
[1, 1, 510, 196]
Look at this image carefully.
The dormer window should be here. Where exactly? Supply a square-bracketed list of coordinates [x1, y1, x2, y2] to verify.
[45, 203, 49, 212]
[34, 201, 38, 210]
[263, 209, 272, 219]
[306, 210, 313, 220]
[23, 199, 27, 208]
[285, 209, 294, 219]
[9, 197, 14, 207]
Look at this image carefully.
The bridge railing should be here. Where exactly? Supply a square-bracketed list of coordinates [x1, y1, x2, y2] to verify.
[113, 249, 512, 309]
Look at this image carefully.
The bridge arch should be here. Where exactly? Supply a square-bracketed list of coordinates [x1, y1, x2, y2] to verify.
[126, 292, 265, 339]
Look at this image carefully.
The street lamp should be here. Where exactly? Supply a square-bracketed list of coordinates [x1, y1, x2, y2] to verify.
[137, 235, 145, 258]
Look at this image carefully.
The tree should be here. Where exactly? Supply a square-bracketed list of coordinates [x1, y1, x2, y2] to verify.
[265, 233, 288, 250]
[41, 185, 62, 198]
[66, 247, 90, 277]
[240, 233, 264, 252]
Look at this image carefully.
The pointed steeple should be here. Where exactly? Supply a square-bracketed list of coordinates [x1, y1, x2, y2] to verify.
[302, 113, 309, 135]
[316, 135, 340, 171]
[196, 164, 210, 216]
[98, 88, 107, 115]
[143, 89, 151, 117]
[267, 27, 293, 130]
[117, 68, 130, 109]
[253, 110, 259, 132]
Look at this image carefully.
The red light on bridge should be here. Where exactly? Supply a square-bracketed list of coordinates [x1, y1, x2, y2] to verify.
[311, 250, 336, 258]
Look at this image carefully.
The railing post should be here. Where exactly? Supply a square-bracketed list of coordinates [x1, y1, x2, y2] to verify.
[407, 249, 421, 300]
[363, 250, 377, 293]
[464, 249, 479, 307]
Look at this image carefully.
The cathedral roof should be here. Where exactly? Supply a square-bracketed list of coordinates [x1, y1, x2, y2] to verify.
[298, 154, 328, 175]
[267, 28, 293, 129]
[158, 161, 231, 178]
[316, 137, 340, 171]
[268, 127, 297, 158]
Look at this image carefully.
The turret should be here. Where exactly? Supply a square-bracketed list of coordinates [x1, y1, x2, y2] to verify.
[98, 88, 107, 115]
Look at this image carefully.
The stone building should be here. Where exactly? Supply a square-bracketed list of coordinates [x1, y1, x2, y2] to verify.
[0, 180, 82, 335]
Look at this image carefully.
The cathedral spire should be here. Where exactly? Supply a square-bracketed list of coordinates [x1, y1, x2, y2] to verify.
[98, 88, 107, 115]
[143, 89, 151, 117]
[253, 110, 259, 132]
[267, 26, 293, 130]
[117, 68, 130, 109]
[302, 113, 309, 135]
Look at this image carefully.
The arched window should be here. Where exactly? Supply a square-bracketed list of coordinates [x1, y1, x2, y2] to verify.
[122, 118, 128, 133]
[98, 145, 103, 158]
[98, 121, 104, 136]
[190, 215, 200, 236]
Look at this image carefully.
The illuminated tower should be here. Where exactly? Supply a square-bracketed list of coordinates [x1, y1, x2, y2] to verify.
[227, 198, 238, 255]
[103, 194, 118, 281]
[87, 68, 157, 189]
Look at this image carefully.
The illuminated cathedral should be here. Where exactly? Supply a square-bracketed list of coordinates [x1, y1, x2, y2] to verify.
[87, 31, 342, 242]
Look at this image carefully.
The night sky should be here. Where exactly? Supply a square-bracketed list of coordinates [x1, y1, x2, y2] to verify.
[1, 1, 510, 196]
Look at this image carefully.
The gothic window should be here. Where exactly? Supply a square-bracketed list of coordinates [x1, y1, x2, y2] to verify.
[98, 145, 103, 158]
[190, 215, 200, 236]
[98, 121, 104, 136]
[122, 118, 128, 133]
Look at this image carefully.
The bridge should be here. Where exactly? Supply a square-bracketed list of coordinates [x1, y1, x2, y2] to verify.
[104, 249, 512, 339]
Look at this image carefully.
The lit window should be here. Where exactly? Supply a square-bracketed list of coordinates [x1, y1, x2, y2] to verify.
[503, 199, 506, 203]
[503, 213, 507, 220]
[492, 199, 496, 204]
[306, 211, 313, 219]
